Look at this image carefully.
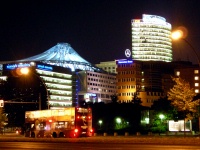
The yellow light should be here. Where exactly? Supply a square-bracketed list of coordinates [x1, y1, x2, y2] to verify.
[20, 68, 29, 75]
[171, 30, 183, 40]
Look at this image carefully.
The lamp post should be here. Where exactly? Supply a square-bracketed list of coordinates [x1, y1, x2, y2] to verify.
[172, 29, 200, 133]
[159, 114, 164, 122]
[19, 67, 50, 109]
[171, 30, 200, 66]
[98, 120, 103, 129]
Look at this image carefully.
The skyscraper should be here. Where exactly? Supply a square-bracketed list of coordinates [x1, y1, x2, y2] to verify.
[131, 14, 172, 62]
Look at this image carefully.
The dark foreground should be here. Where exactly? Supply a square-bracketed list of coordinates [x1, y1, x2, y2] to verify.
[1, 133, 200, 145]
[1, 142, 200, 150]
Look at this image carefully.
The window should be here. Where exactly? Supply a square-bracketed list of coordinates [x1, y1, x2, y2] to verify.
[176, 71, 180, 76]
[194, 76, 199, 80]
[195, 83, 199, 87]
[194, 70, 199, 74]
[195, 89, 199, 93]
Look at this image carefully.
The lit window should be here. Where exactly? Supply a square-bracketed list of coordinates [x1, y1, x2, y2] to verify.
[194, 76, 199, 80]
[176, 71, 180, 76]
[195, 83, 199, 87]
[194, 70, 199, 74]
[195, 89, 199, 93]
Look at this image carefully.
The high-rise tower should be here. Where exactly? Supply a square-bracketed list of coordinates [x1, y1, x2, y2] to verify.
[131, 14, 172, 62]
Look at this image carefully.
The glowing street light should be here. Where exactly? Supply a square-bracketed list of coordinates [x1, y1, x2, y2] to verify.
[98, 120, 103, 129]
[116, 117, 121, 124]
[171, 29, 200, 66]
[19, 67, 50, 109]
[159, 114, 165, 121]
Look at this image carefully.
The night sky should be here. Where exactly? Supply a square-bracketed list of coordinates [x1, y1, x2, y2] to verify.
[1, 0, 200, 64]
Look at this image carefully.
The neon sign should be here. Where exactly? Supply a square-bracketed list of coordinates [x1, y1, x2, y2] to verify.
[118, 60, 133, 64]
[37, 64, 53, 71]
[6, 63, 31, 70]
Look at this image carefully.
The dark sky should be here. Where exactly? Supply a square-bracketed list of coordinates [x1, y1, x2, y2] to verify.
[1, 0, 200, 64]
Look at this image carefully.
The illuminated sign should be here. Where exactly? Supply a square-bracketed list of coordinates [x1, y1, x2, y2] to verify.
[37, 64, 53, 71]
[118, 60, 133, 64]
[6, 63, 31, 70]
[168, 120, 191, 131]
[143, 14, 166, 23]
[125, 49, 131, 58]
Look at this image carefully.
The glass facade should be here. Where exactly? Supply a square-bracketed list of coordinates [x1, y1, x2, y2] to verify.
[131, 14, 172, 62]
[36, 69, 73, 107]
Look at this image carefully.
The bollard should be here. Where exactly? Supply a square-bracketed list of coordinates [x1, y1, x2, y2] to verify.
[94, 133, 97, 136]
[114, 132, 118, 136]
[136, 132, 140, 136]
[148, 132, 152, 136]
[125, 132, 129, 136]
[103, 133, 107, 136]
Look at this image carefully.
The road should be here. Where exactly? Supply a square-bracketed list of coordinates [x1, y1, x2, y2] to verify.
[0, 142, 200, 150]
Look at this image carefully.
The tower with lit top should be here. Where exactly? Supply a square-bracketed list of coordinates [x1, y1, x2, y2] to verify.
[131, 14, 172, 62]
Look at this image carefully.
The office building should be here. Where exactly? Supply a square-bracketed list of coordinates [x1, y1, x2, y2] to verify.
[131, 14, 172, 62]
[95, 61, 117, 74]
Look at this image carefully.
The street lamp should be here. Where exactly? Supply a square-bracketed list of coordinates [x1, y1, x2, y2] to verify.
[172, 29, 200, 132]
[159, 114, 165, 122]
[171, 30, 200, 66]
[98, 120, 103, 129]
[116, 117, 121, 124]
[19, 67, 50, 109]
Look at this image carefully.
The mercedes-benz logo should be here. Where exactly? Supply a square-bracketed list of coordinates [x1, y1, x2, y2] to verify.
[125, 49, 131, 58]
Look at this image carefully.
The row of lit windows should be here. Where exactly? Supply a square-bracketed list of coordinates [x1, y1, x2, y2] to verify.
[132, 39, 171, 46]
[133, 36, 171, 43]
[147, 92, 163, 96]
[87, 87, 115, 93]
[118, 78, 135, 82]
[118, 85, 135, 89]
[103, 67, 115, 69]
[87, 78, 116, 84]
[132, 24, 171, 30]
[87, 82, 115, 89]
[118, 93, 134, 96]
[132, 42, 172, 48]
[133, 31, 170, 38]
[118, 71, 135, 75]
[87, 73, 115, 80]
[134, 55, 171, 60]
[133, 47, 172, 53]
[134, 50, 172, 57]
[132, 27, 171, 34]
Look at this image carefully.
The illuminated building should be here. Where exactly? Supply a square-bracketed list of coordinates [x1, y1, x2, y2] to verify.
[174, 67, 200, 94]
[131, 14, 172, 62]
[0, 43, 111, 109]
[116, 59, 141, 103]
[95, 61, 117, 74]
[18, 43, 100, 72]
[116, 58, 194, 107]
[1, 62, 73, 109]
[76, 70, 116, 103]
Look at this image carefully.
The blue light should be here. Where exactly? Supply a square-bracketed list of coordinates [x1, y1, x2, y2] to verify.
[6, 63, 31, 70]
[36, 64, 53, 71]
[118, 60, 133, 64]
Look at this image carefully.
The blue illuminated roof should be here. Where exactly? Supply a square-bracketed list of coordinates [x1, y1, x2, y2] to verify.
[18, 43, 99, 72]
[20, 43, 89, 63]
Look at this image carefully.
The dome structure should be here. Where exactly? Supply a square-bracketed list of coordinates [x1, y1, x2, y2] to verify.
[19, 43, 99, 71]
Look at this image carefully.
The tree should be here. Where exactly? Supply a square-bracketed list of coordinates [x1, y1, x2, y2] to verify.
[110, 94, 118, 103]
[131, 93, 142, 105]
[150, 97, 177, 134]
[0, 107, 8, 134]
[168, 77, 200, 134]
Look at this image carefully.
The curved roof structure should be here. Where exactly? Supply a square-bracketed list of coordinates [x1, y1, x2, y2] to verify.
[19, 43, 100, 71]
